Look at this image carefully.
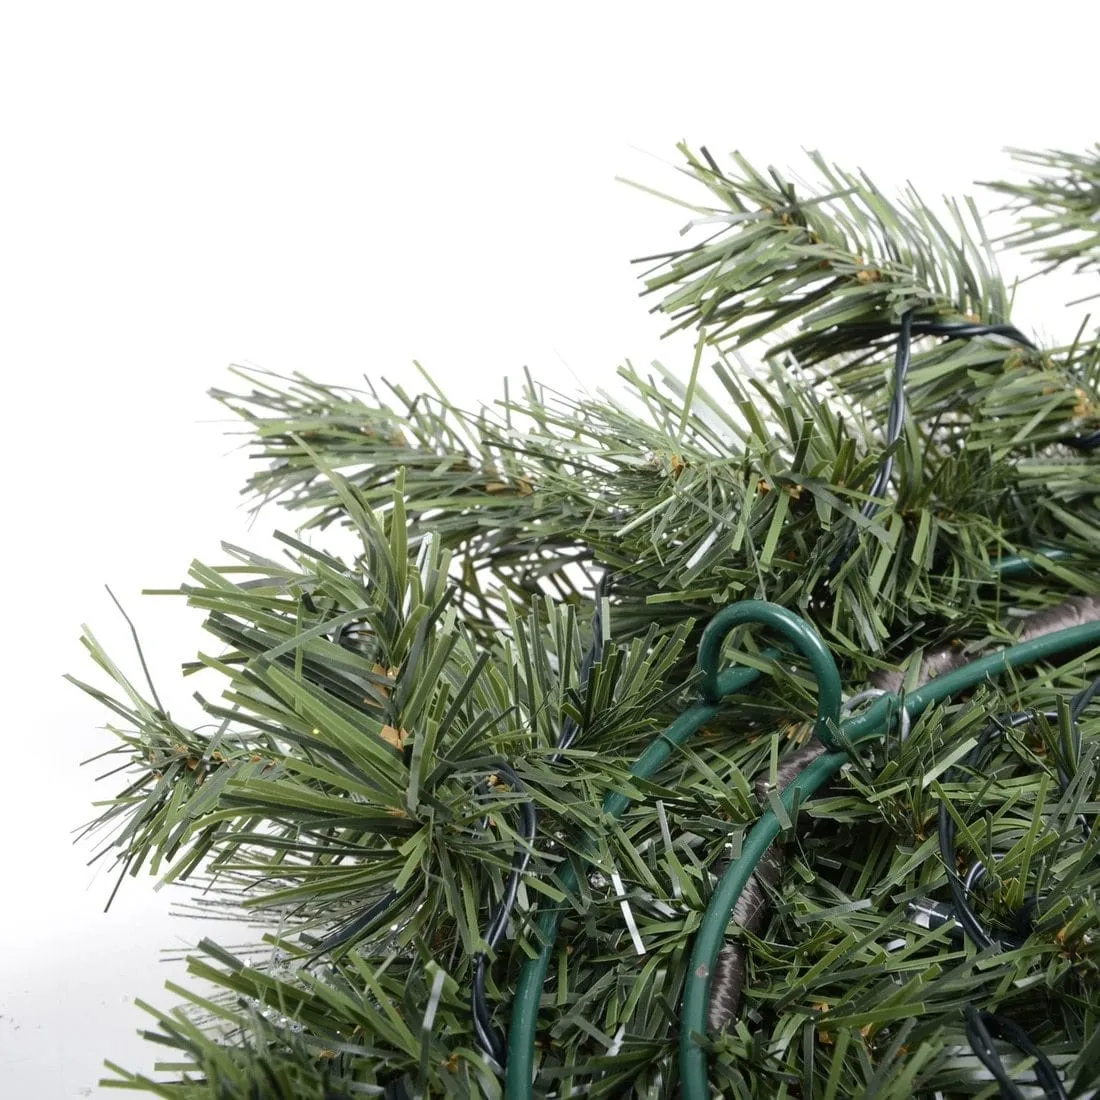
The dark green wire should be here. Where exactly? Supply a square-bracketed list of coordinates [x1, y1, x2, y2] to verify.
[503, 599, 1100, 1099]
[679, 617, 1100, 1100]
[993, 547, 1074, 578]
[505, 602, 838, 1095]
[695, 602, 843, 740]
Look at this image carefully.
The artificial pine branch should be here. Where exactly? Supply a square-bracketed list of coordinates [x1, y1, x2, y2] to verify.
[631, 145, 1012, 360]
[986, 145, 1100, 275]
[72, 144, 1100, 1098]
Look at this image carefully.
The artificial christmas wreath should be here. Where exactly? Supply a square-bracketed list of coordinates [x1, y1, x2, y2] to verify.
[72, 144, 1100, 1098]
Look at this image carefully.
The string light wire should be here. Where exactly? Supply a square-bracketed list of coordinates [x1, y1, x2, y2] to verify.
[470, 762, 538, 1064]
[469, 571, 610, 1062]
[499, 316, 1099, 1093]
[320, 314, 1098, 1094]
[503, 598, 1100, 1099]
[937, 674, 1100, 953]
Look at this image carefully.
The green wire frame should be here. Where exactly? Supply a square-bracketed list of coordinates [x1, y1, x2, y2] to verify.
[503, 595, 1100, 1100]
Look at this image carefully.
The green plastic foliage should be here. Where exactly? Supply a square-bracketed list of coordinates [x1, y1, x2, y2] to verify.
[987, 144, 1100, 274]
[633, 146, 1010, 359]
[72, 144, 1100, 1098]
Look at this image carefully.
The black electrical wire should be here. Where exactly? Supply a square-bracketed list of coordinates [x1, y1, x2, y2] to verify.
[470, 570, 610, 1063]
[1064, 428, 1100, 452]
[470, 762, 538, 1064]
[308, 887, 401, 958]
[853, 319, 1036, 350]
[912, 320, 1035, 347]
[937, 710, 1038, 952]
[964, 1007, 1069, 1100]
[823, 312, 1100, 593]
[826, 309, 914, 578]
[873, 318, 1100, 452]
[862, 308, 913, 524]
[938, 675, 1100, 951]
[827, 312, 1047, 583]
[935, 674, 1100, 1097]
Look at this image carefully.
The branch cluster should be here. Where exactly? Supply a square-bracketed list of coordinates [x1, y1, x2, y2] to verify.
[71, 144, 1100, 1099]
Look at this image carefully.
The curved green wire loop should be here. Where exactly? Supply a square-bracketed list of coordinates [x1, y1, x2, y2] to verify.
[504, 596, 1100, 1100]
[507, 601, 838, 1094]
[504, 656, 768, 1095]
[679, 617, 1100, 1100]
[697, 601, 843, 747]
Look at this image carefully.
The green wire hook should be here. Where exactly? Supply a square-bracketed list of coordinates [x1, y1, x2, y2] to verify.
[506, 600, 842, 1096]
[679, 615, 1100, 1100]
[697, 600, 844, 746]
[504, 595, 1100, 1100]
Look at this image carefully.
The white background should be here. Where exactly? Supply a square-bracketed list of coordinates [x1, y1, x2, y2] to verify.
[2, 2, 1098, 1096]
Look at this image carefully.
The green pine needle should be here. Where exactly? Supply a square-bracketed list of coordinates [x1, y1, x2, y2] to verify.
[73, 143, 1100, 1099]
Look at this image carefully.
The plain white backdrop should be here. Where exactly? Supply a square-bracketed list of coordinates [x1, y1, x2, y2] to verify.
[2, 2, 1098, 1095]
